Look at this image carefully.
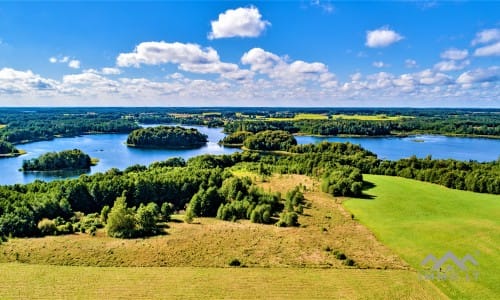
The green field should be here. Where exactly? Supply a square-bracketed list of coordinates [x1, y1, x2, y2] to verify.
[331, 114, 409, 121]
[267, 113, 329, 121]
[344, 175, 500, 300]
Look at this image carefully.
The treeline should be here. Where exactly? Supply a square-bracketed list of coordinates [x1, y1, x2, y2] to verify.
[0, 111, 139, 144]
[22, 149, 92, 171]
[368, 155, 500, 194]
[126, 126, 208, 149]
[224, 115, 500, 137]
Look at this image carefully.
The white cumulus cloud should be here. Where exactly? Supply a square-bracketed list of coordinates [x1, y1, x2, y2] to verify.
[117, 41, 219, 67]
[456, 67, 499, 84]
[474, 41, 500, 57]
[365, 27, 403, 48]
[68, 60, 81, 69]
[434, 60, 470, 72]
[101, 67, 122, 75]
[208, 6, 270, 39]
[440, 48, 468, 60]
[472, 28, 500, 45]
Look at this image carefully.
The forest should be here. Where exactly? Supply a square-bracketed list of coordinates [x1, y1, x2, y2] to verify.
[126, 126, 208, 149]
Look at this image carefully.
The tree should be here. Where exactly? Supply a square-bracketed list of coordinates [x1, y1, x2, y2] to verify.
[106, 196, 136, 238]
[136, 202, 159, 236]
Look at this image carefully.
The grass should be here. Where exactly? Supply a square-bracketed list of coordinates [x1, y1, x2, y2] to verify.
[0, 263, 445, 299]
[0, 175, 405, 270]
[344, 175, 500, 300]
[0, 174, 450, 299]
[331, 114, 409, 121]
[267, 113, 329, 121]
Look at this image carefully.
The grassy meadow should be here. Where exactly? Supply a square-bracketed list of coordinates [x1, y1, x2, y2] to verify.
[0, 174, 448, 299]
[344, 175, 500, 300]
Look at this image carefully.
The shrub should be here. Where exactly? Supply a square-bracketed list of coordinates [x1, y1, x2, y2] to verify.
[335, 252, 347, 260]
[229, 258, 241, 267]
[344, 258, 355, 266]
[37, 218, 57, 236]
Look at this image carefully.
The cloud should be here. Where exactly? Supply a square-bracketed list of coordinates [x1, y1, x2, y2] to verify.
[440, 48, 468, 60]
[0, 68, 57, 94]
[472, 28, 500, 45]
[405, 59, 418, 69]
[208, 6, 270, 39]
[116, 41, 219, 67]
[241, 47, 332, 84]
[241, 48, 281, 72]
[310, 0, 334, 14]
[101, 67, 122, 75]
[365, 27, 403, 48]
[434, 60, 470, 72]
[372, 61, 387, 68]
[68, 60, 81, 69]
[49, 56, 80, 68]
[474, 41, 500, 57]
[456, 67, 499, 84]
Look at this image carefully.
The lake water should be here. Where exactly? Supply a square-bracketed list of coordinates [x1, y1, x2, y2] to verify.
[0, 125, 498, 185]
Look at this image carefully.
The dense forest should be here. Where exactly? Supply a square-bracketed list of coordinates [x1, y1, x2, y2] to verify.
[22, 149, 93, 171]
[126, 126, 208, 149]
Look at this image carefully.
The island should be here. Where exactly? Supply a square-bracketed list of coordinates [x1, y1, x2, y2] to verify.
[21, 149, 96, 171]
[126, 126, 208, 149]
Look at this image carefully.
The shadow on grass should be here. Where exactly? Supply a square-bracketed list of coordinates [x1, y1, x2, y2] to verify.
[352, 180, 377, 200]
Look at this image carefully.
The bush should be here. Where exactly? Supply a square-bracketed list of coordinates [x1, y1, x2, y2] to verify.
[344, 258, 355, 266]
[229, 258, 241, 267]
[335, 252, 347, 260]
[37, 218, 57, 236]
[277, 211, 299, 227]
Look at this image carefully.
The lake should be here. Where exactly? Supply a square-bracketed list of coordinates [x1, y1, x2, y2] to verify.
[0, 125, 498, 185]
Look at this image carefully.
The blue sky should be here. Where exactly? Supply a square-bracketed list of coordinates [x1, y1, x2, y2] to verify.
[0, 1, 498, 107]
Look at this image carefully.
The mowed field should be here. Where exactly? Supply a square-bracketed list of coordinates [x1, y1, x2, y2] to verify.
[0, 263, 444, 299]
[0, 174, 447, 299]
[344, 175, 500, 300]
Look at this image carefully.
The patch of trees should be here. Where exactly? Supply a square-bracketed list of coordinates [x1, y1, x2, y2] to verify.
[0, 140, 20, 155]
[126, 126, 208, 149]
[219, 131, 254, 146]
[243, 130, 297, 151]
[22, 149, 93, 171]
[321, 166, 363, 197]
